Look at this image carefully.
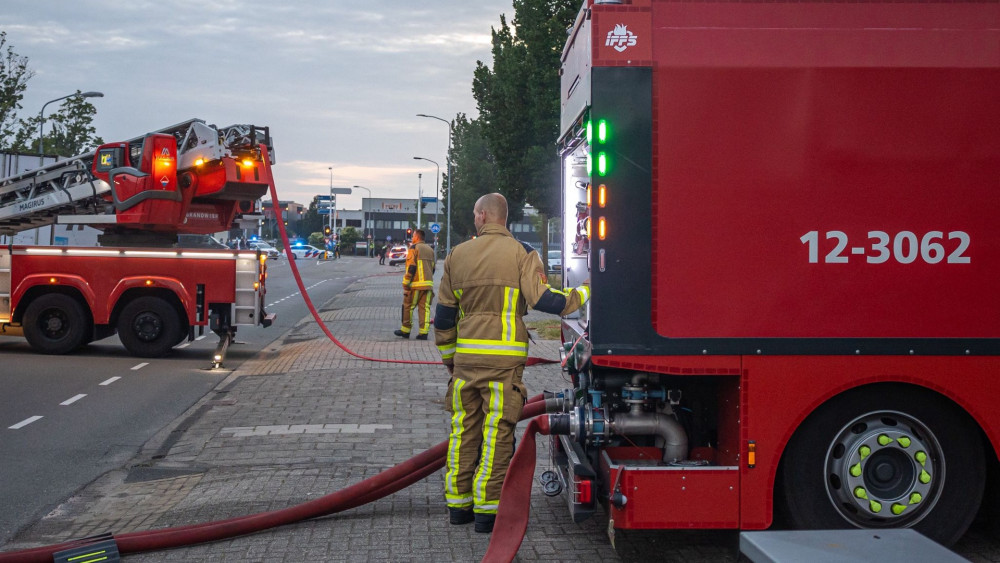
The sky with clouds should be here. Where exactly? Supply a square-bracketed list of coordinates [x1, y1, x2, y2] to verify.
[3, 0, 519, 210]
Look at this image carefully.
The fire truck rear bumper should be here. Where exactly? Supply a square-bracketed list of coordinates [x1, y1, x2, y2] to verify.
[549, 434, 597, 523]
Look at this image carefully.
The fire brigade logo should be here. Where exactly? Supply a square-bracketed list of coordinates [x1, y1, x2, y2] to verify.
[606, 24, 637, 53]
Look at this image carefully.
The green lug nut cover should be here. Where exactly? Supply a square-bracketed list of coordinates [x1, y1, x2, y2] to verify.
[915, 451, 927, 466]
[854, 487, 869, 499]
[892, 503, 907, 515]
[920, 470, 931, 484]
[850, 463, 862, 477]
[897, 436, 911, 448]
[878, 434, 893, 446]
[909, 492, 922, 504]
[869, 500, 883, 513]
[859, 445, 871, 459]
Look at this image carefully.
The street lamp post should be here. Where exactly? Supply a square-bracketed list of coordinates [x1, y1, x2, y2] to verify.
[413, 156, 439, 247]
[416, 113, 453, 254]
[416, 173, 422, 232]
[328, 167, 334, 238]
[352, 184, 373, 254]
[39, 91, 103, 166]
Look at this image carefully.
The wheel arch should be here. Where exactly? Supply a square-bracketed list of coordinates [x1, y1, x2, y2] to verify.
[771, 381, 994, 540]
[110, 287, 188, 331]
[771, 381, 998, 492]
[12, 283, 94, 327]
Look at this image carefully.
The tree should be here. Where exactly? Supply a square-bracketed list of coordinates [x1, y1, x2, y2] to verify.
[337, 226, 360, 251]
[42, 93, 104, 156]
[299, 200, 326, 236]
[472, 0, 578, 256]
[446, 114, 497, 241]
[0, 31, 35, 149]
[6, 92, 104, 156]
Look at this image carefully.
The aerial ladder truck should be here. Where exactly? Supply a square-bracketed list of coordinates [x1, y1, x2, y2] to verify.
[0, 119, 275, 365]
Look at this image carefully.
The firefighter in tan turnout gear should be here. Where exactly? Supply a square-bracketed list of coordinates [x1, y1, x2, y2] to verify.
[434, 193, 589, 533]
[394, 229, 436, 340]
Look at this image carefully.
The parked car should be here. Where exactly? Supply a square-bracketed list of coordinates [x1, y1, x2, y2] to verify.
[547, 249, 562, 273]
[249, 241, 281, 259]
[387, 245, 408, 266]
[288, 244, 326, 259]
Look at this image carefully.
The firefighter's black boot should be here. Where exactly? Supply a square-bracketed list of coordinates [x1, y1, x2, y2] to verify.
[393, 329, 409, 339]
[474, 513, 495, 533]
[449, 507, 474, 525]
[415, 333, 428, 340]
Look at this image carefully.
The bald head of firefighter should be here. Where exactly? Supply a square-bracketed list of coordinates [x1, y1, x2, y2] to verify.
[473, 192, 507, 232]
[434, 192, 590, 533]
[395, 228, 435, 340]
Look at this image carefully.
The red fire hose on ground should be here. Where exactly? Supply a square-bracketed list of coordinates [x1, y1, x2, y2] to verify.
[0, 400, 551, 563]
[0, 170, 559, 562]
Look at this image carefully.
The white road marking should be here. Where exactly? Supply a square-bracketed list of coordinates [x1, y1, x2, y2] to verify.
[9, 416, 43, 429]
[99, 377, 121, 386]
[220, 423, 393, 437]
[267, 280, 330, 307]
[60, 394, 87, 406]
[176, 342, 191, 349]
[196, 335, 207, 341]
[131, 362, 149, 371]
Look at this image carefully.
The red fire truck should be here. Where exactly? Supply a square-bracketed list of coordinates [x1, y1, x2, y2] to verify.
[0, 119, 275, 364]
[552, 0, 999, 547]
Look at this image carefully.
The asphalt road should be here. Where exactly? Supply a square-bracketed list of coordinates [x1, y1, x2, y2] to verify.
[0, 255, 367, 544]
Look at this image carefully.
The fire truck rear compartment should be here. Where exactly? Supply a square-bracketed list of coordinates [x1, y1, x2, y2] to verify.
[550, 372, 742, 529]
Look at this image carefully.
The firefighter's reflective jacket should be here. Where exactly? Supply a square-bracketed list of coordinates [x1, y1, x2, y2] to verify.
[434, 223, 589, 368]
[403, 240, 436, 291]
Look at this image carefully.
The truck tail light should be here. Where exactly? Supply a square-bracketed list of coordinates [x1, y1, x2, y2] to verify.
[573, 475, 593, 504]
[598, 184, 607, 207]
[587, 183, 592, 207]
[598, 217, 607, 240]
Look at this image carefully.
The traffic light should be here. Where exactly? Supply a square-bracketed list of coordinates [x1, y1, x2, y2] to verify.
[406, 228, 413, 239]
[324, 226, 331, 236]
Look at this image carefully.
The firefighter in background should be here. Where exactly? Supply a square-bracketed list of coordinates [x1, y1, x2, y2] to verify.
[434, 193, 589, 533]
[394, 229, 436, 340]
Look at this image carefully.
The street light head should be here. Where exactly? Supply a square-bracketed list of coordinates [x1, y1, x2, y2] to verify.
[81, 91, 104, 98]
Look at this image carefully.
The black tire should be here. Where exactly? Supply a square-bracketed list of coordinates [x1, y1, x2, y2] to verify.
[776, 384, 984, 546]
[117, 296, 182, 358]
[22, 293, 89, 354]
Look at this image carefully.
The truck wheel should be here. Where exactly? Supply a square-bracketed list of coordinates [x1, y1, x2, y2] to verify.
[776, 385, 984, 546]
[22, 294, 89, 354]
[117, 296, 182, 358]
